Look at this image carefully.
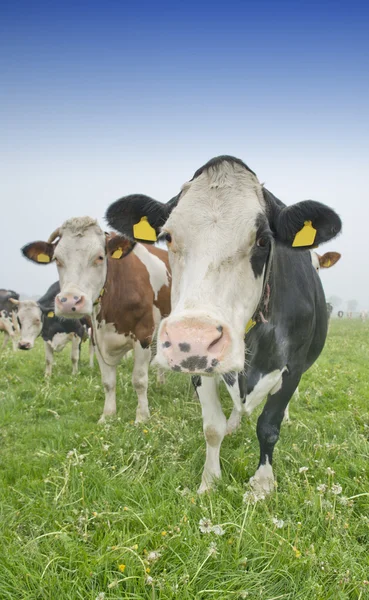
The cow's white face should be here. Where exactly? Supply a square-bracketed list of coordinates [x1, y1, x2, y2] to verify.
[156, 162, 271, 374]
[53, 218, 107, 318]
[17, 301, 43, 349]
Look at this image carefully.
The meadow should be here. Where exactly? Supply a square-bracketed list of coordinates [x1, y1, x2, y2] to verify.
[0, 319, 368, 600]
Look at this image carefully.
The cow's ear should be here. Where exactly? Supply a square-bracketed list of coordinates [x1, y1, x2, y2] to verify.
[107, 235, 136, 259]
[319, 251, 341, 269]
[105, 193, 179, 243]
[21, 241, 55, 264]
[273, 200, 342, 248]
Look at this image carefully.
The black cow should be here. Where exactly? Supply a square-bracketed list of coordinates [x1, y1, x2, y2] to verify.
[105, 155, 342, 497]
[11, 282, 93, 376]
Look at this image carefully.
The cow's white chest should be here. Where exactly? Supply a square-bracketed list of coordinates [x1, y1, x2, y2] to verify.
[95, 319, 134, 363]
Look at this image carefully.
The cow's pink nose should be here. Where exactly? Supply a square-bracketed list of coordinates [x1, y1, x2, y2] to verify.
[160, 320, 230, 373]
[56, 293, 86, 314]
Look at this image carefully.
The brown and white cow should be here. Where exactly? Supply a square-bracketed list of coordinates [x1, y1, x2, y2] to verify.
[21, 217, 171, 423]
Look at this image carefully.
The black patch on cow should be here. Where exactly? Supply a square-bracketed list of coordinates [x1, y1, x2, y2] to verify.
[205, 367, 213, 373]
[191, 155, 257, 180]
[238, 372, 247, 401]
[211, 358, 219, 367]
[222, 372, 236, 387]
[179, 342, 191, 352]
[172, 365, 182, 372]
[180, 355, 208, 371]
[140, 339, 150, 349]
[162, 341, 171, 348]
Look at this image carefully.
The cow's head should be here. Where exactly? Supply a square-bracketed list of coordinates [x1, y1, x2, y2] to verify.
[21, 217, 135, 318]
[106, 155, 342, 374]
[10, 299, 43, 349]
[311, 250, 341, 273]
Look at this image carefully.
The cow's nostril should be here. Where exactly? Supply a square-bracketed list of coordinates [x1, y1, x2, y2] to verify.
[216, 325, 223, 333]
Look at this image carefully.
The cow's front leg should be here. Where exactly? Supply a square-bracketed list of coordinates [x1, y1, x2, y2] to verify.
[197, 376, 227, 494]
[222, 372, 243, 434]
[71, 335, 81, 375]
[95, 347, 117, 423]
[44, 341, 54, 377]
[1, 332, 10, 350]
[88, 337, 95, 368]
[250, 371, 300, 498]
[132, 342, 151, 423]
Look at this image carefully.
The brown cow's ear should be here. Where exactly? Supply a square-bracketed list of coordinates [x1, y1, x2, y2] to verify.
[107, 235, 136, 259]
[21, 241, 55, 264]
[319, 251, 341, 269]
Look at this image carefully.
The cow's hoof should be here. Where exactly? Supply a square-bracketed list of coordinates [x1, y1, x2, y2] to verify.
[135, 411, 150, 424]
[226, 410, 242, 435]
[249, 466, 275, 499]
[98, 413, 115, 424]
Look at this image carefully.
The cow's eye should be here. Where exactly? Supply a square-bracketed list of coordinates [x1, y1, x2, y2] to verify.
[256, 237, 268, 248]
[95, 255, 104, 264]
[159, 231, 172, 245]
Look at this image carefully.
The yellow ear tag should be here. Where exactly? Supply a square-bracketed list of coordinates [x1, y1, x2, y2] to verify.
[323, 258, 331, 267]
[133, 216, 157, 242]
[245, 318, 256, 334]
[111, 248, 123, 259]
[38, 253, 50, 263]
[292, 221, 317, 247]
[47, 311, 54, 318]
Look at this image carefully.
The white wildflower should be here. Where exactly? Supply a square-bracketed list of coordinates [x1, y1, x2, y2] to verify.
[199, 517, 213, 533]
[337, 496, 348, 506]
[331, 483, 342, 495]
[211, 524, 225, 536]
[95, 594, 105, 600]
[147, 550, 161, 563]
[145, 575, 154, 585]
[272, 517, 285, 529]
[243, 490, 264, 504]
[326, 467, 335, 476]
[299, 466, 309, 473]
[207, 541, 218, 556]
[102, 444, 110, 452]
[317, 483, 327, 493]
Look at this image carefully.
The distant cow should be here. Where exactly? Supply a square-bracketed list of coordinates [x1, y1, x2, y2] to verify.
[21, 218, 171, 422]
[105, 155, 342, 496]
[0, 289, 20, 351]
[10, 282, 92, 376]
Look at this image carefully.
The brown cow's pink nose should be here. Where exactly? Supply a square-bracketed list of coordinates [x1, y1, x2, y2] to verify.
[160, 319, 230, 373]
[56, 293, 86, 314]
[18, 342, 31, 350]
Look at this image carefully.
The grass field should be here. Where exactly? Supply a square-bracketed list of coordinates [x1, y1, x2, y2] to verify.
[0, 320, 368, 600]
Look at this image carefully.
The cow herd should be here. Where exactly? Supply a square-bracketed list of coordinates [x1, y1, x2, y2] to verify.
[2, 155, 345, 498]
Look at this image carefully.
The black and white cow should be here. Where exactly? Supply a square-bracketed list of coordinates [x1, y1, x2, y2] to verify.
[0, 289, 20, 351]
[10, 282, 93, 376]
[106, 155, 342, 496]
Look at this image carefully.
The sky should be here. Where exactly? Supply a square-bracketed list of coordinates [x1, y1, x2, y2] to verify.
[1, 0, 368, 310]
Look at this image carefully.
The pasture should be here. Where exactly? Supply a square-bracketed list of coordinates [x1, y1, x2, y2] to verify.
[0, 320, 368, 600]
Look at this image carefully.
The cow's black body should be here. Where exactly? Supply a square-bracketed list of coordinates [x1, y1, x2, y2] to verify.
[0, 289, 19, 317]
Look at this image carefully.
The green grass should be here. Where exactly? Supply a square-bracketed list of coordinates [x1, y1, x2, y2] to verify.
[0, 320, 368, 600]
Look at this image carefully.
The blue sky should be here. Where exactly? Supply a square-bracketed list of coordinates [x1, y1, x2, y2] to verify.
[1, 0, 369, 309]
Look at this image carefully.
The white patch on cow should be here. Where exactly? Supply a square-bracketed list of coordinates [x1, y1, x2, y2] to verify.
[222, 377, 243, 434]
[133, 243, 169, 300]
[49, 332, 74, 352]
[310, 250, 320, 272]
[249, 458, 275, 498]
[94, 318, 134, 366]
[243, 368, 287, 416]
[157, 160, 267, 373]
